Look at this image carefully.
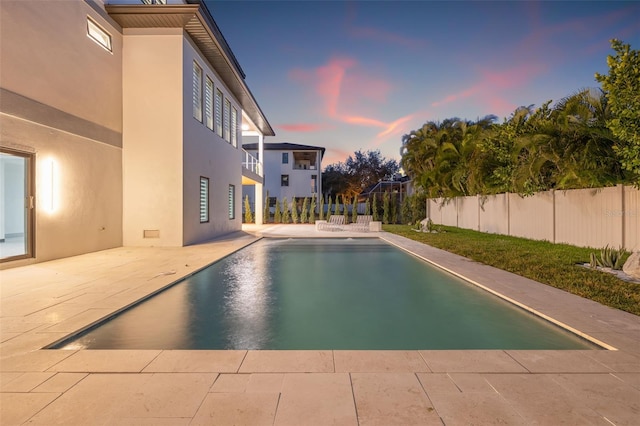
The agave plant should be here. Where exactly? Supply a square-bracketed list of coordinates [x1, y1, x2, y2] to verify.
[589, 245, 627, 270]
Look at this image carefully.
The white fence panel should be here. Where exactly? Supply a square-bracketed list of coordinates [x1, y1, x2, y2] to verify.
[509, 191, 554, 242]
[457, 196, 479, 230]
[426, 185, 637, 250]
[479, 194, 509, 234]
[623, 186, 640, 251]
[555, 186, 623, 249]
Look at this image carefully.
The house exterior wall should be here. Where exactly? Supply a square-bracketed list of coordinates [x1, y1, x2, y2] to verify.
[244, 148, 322, 207]
[1, 0, 271, 265]
[121, 29, 184, 247]
[182, 36, 242, 244]
[0, 0, 123, 262]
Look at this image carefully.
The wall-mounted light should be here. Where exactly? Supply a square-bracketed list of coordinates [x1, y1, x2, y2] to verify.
[42, 158, 58, 214]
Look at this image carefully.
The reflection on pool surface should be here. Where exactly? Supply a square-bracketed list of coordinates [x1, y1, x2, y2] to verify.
[55, 238, 598, 350]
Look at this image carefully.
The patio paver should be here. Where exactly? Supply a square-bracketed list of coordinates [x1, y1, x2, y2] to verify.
[1, 225, 639, 425]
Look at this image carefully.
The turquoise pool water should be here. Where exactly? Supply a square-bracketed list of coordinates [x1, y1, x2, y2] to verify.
[55, 238, 597, 350]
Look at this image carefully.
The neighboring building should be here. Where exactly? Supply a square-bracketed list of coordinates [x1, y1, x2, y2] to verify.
[0, 0, 273, 266]
[242, 143, 324, 213]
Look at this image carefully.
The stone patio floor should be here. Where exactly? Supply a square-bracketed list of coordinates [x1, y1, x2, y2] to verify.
[1, 225, 639, 425]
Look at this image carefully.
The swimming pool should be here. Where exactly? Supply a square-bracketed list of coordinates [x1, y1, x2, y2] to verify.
[54, 238, 598, 350]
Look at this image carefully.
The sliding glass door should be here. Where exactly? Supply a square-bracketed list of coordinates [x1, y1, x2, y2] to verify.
[1, 149, 34, 262]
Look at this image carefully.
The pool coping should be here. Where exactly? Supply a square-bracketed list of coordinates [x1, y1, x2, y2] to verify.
[2, 225, 639, 425]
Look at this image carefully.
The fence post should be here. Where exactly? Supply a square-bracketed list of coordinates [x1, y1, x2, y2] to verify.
[621, 184, 626, 249]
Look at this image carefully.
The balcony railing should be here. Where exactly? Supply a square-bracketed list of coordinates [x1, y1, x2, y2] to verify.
[242, 149, 262, 177]
[293, 163, 317, 170]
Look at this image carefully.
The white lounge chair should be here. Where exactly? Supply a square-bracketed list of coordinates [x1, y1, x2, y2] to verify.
[348, 215, 373, 232]
[317, 215, 345, 231]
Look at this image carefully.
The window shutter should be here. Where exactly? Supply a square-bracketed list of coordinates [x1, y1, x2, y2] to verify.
[205, 77, 214, 130]
[200, 177, 209, 222]
[193, 62, 202, 122]
[215, 89, 223, 137]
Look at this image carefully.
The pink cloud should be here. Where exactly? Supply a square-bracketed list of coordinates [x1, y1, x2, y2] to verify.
[288, 57, 419, 145]
[278, 123, 332, 132]
[431, 86, 482, 107]
[341, 115, 387, 128]
[430, 62, 547, 115]
[376, 114, 415, 139]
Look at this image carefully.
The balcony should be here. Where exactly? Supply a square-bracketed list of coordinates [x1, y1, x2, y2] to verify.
[241, 149, 262, 185]
[292, 151, 318, 171]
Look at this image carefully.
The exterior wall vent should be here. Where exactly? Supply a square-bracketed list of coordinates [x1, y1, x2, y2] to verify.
[143, 230, 160, 238]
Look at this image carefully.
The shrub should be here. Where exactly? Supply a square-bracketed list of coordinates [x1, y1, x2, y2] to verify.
[274, 198, 281, 223]
[243, 195, 253, 223]
[301, 197, 309, 223]
[282, 197, 290, 223]
[263, 191, 270, 223]
[291, 197, 299, 223]
[589, 245, 627, 270]
[309, 197, 316, 223]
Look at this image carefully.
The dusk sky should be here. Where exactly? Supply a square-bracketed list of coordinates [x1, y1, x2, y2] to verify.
[206, 1, 640, 167]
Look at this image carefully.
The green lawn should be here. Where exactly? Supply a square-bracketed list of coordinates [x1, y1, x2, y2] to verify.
[384, 224, 640, 316]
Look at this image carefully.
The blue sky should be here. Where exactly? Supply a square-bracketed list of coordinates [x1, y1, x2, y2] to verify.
[206, 0, 640, 167]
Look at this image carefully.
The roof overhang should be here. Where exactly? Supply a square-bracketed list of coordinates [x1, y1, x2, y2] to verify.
[106, 2, 275, 136]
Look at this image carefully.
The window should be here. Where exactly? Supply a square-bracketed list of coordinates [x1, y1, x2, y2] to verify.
[192, 62, 202, 122]
[281, 174, 289, 187]
[87, 18, 112, 52]
[311, 174, 317, 193]
[228, 184, 235, 219]
[224, 98, 231, 142]
[282, 152, 288, 164]
[200, 177, 209, 223]
[205, 77, 214, 130]
[215, 89, 223, 137]
[231, 107, 238, 147]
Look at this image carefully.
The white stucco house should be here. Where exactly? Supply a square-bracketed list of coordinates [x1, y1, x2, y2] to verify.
[0, 0, 273, 267]
[242, 142, 324, 216]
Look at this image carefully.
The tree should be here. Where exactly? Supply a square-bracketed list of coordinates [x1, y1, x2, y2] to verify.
[351, 195, 357, 223]
[326, 195, 333, 218]
[318, 195, 324, 220]
[322, 150, 400, 199]
[301, 197, 309, 223]
[282, 197, 290, 223]
[309, 196, 316, 223]
[273, 198, 282, 223]
[291, 197, 299, 223]
[263, 191, 270, 223]
[322, 163, 350, 199]
[595, 39, 640, 185]
[372, 193, 379, 221]
[274, 198, 281, 223]
[342, 195, 349, 223]
[243, 195, 253, 223]
[382, 191, 390, 224]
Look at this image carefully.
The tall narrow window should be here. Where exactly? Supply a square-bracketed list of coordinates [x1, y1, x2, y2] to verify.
[228, 184, 235, 219]
[215, 89, 223, 137]
[87, 18, 112, 52]
[231, 107, 238, 147]
[281, 175, 289, 187]
[282, 153, 288, 164]
[200, 177, 209, 223]
[311, 174, 317, 193]
[224, 98, 231, 142]
[192, 62, 202, 122]
[205, 77, 214, 130]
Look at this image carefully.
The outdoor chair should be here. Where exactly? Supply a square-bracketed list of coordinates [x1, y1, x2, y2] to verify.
[317, 215, 346, 231]
[349, 215, 373, 232]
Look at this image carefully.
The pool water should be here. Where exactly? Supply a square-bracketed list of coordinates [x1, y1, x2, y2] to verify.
[55, 238, 598, 350]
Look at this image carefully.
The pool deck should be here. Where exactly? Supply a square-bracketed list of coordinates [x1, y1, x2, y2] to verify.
[1, 224, 639, 425]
